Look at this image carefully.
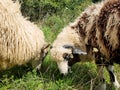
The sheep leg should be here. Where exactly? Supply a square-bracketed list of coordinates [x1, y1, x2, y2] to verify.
[106, 65, 120, 89]
[96, 65, 106, 90]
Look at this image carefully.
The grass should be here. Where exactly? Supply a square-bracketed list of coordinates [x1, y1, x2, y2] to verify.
[0, 54, 120, 90]
[0, 0, 120, 90]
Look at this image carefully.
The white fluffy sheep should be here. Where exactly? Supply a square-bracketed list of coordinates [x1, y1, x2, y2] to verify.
[0, 0, 49, 70]
[50, 0, 120, 89]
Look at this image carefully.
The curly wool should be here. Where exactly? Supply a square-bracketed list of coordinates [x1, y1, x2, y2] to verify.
[96, 0, 120, 58]
[50, 24, 86, 62]
[50, 2, 102, 63]
[72, 0, 120, 61]
[0, 0, 47, 70]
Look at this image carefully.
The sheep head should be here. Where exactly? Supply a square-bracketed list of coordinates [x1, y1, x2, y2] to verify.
[57, 44, 87, 75]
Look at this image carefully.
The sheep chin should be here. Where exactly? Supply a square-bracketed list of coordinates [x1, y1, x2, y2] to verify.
[57, 60, 69, 75]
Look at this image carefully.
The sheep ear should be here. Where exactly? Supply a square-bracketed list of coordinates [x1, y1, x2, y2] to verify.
[63, 44, 87, 55]
[73, 48, 87, 55]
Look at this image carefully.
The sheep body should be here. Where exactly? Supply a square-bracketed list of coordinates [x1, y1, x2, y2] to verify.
[51, 0, 120, 89]
[50, 1, 103, 74]
[96, 0, 120, 59]
[0, 0, 48, 70]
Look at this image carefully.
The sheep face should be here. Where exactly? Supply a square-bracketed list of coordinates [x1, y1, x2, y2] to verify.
[56, 45, 87, 75]
[50, 46, 72, 75]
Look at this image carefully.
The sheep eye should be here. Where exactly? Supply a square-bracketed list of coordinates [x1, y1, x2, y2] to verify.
[63, 53, 73, 61]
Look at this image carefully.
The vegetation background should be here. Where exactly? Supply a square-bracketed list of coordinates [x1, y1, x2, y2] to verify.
[0, 0, 120, 90]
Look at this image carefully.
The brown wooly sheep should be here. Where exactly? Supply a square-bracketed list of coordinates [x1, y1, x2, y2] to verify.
[50, 0, 103, 75]
[0, 0, 49, 71]
[51, 0, 120, 90]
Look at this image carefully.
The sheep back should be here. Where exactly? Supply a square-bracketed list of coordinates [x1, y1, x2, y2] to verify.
[0, 0, 47, 70]
[96, 0, 120, 58]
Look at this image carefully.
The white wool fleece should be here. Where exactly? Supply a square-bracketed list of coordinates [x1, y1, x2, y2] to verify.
[50, 25, 86, 62]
